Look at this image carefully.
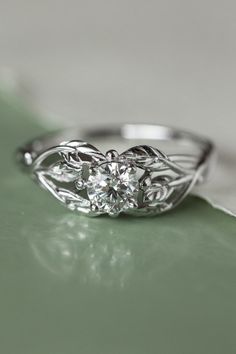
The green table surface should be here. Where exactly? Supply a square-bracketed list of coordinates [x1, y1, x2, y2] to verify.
[0, 93, 236, 354]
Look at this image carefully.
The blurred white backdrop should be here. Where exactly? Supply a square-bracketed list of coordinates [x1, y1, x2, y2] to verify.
[0, 0, 236, 215]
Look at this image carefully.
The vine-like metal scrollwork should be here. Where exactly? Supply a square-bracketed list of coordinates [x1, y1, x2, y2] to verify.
[31, 141, 200, 216]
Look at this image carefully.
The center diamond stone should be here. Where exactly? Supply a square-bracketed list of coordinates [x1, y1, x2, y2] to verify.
[87, 161, 139, 215]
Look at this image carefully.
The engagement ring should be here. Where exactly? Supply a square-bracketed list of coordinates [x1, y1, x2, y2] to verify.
[17, 124, 215, 217]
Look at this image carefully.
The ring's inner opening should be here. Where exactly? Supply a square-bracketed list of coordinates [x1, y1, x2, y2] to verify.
[82, 124, 209, 157]
[23, 124, 213, 168]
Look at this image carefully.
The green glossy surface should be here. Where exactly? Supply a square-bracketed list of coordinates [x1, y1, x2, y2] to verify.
[0, 94, 236, 354]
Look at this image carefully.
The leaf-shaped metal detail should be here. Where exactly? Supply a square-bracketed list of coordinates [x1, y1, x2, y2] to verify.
[56, 189, 91, 211]
[129, 147, 199, 212]
[60, 140, 105, 168]
[143, 182, 171, 205]
[121, 145, 167, 170]
[31, 141, 106, 214]
[47, 161, 82, 182]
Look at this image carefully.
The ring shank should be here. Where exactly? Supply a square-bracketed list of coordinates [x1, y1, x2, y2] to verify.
[86, 124, 213, 162]
[17, 124, 215, 180]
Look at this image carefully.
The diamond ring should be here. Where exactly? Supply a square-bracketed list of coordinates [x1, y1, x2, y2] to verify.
[17, 124, 215, 217]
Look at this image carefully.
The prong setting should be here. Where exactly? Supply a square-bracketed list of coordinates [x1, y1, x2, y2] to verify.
[105, 149, 119, 160]
[86, 157, 139, 215]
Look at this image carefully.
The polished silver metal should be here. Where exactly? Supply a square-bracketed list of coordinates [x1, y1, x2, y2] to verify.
[17, 124, 215, 216]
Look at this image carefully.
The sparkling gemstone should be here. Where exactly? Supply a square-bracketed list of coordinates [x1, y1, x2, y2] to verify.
[87, 161, 139, 215]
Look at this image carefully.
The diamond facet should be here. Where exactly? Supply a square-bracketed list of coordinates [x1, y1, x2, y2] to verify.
[87, 160, 139, 215]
